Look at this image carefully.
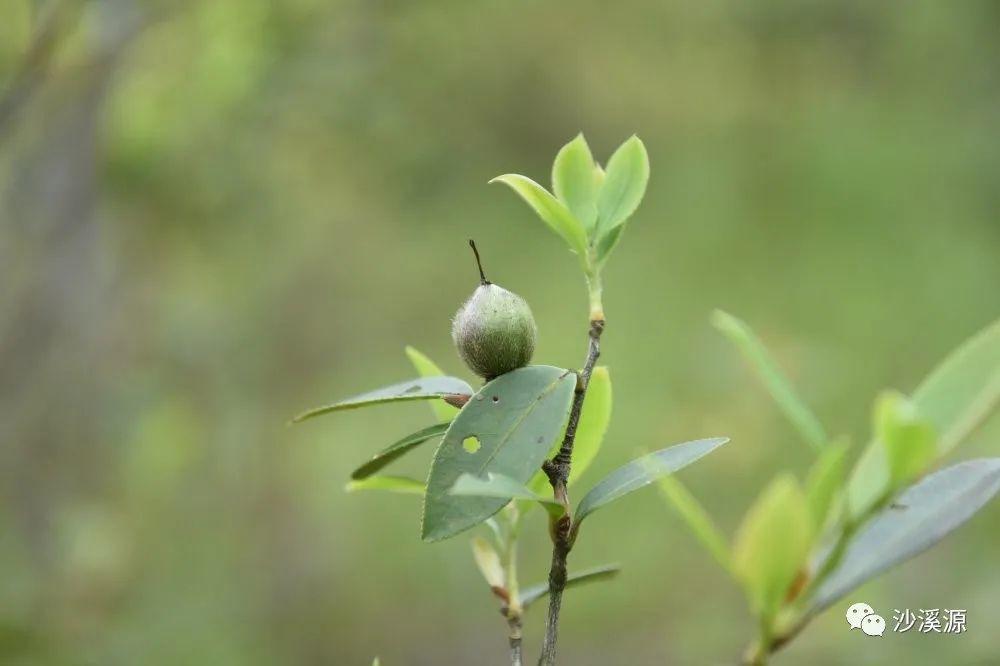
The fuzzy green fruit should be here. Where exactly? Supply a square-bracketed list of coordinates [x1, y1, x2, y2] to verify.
[452, 241, 537, 380]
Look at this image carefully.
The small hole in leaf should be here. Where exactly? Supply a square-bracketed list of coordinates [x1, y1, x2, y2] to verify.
[491, 396, 500, 403]
[463, 436, 481, 453]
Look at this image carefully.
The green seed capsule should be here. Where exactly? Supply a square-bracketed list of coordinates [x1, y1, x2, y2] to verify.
[452, 241, 537, 381]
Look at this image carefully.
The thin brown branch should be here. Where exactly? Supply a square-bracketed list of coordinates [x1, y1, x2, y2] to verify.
[537, 318, 604, 666]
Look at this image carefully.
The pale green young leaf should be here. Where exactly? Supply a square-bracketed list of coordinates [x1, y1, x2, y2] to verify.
[813, 458, 1000, 612]
[911, 317, 1000, 455]
[845, 442, 888, 522]
[732, 475, 812, 624]
[657, 474, 732, 571]
[405, 346, 459, 422]
[595, 135, 649, 241]
[595, 223, 625, 266]
[345, 475, 425, 495]
[569, 366, 612, 485]
[489, 174, 589, 261]
[293, 376, 473, 423]
[712, 310, 827, 450]
[847, 319, 1000, 519]
[519, 564, 621, 609]
[875, 391, 937, 488]
[552, 134, 598, 231]
[422, 366, 576, 541]
[351, 422, 449, 480]
[804, 439, 849, 531]
[574, 437, 729, 525]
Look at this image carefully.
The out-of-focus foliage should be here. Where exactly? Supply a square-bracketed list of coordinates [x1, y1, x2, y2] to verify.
[1, 1, 998, 664]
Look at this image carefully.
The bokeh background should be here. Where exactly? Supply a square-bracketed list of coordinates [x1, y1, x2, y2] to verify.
[1, 1, 998, 664]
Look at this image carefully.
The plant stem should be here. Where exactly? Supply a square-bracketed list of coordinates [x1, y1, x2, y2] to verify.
[503, 507, 524, 666]
[508, 615, 524, 666]
[538, 316, 605, 666]
[586, 273, 604, 322]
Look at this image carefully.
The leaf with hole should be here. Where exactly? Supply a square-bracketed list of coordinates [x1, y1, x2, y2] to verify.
[490, 174, 589, 261]
[345, 475, 425, 495]
[574, 437, 729, 526]
[351, 422, 449, 480]
[405, 346, 459, 422]
[293, 376, 473, 423]
[712, 310, 827, 450]
[813, 458, 1000, 612]
[519, 564, 621, 609]
[732, 475, 813, 624]
[422, 366, 576, 541]
[552, 134, 599, 231]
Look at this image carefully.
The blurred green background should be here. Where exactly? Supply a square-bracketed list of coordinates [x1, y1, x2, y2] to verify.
[1, 1, 998, 664]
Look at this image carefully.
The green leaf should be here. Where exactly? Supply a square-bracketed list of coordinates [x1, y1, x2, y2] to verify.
[847, 319, 1000, 519]
[422, 366, 576, 541]
[351, 422, 450, 480]
[845, 443, 887, 521]
[712, 310, 827, 450]
[526, 366, 612, 497]
[552, 134, 598, 231]
[405, 346, 459, 423]
[471, 536, 506, 589]
[293, 376, 473, 423]
[595, 135, 649, 243]
[345, 475, 425, 495]
[574, 437, 729, 525]
[450, 472, 562, 515]
[568, 366, 612, 485]
[490, 174, 589, 260]
[813, 458, 1000, 612]
[519, 564, 621, 609]
[657, 474, 732, 571]
[732, 475, 813, 623]
[912, 317, 1000, 455]
[595, 223, 625, 266]
[804, 439, 849, 531]
[876, 391, 937, 488]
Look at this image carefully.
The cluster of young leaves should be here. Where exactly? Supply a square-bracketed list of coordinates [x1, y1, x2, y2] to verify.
[491, 133, 649, 277]
[659, 311, 1000, 658]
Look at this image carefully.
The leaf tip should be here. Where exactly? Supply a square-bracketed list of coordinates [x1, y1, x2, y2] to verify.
[710, 308, 739, 331]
